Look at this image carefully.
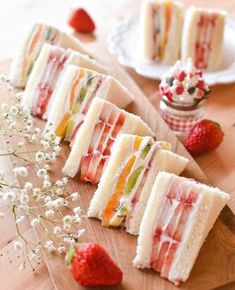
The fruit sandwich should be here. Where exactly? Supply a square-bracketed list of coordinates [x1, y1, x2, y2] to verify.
[88, 134, 188, 235]
[134, 172, 229, 285]
[22, 43, 107, 120]
[62, 98, 154, 184]
[140, 0, 183, 65]
[9, 22, 90, 88]
[181, 7, 226, 71]
[45, 65, 134, 143]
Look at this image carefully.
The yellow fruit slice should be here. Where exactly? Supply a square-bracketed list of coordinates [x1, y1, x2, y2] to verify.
[69, 69, 85, 110]
[101, 155, 136, 226]
[55, 112, 72, 137]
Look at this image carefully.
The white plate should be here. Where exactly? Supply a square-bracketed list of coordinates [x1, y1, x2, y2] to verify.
[108, 16, 235, 85]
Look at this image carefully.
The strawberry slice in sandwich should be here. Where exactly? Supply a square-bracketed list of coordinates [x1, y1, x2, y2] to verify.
[62, 99, 154, 184]
[9, 22, 90, 88]
[181, 7, 226, 71]
[134, 172, 229, 285]
[88, 134, 189, 235]
[22, 43, 107, 120]
[45, 65, 134, 144]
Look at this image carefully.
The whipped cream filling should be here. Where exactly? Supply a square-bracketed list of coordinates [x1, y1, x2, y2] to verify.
[149, 176, 199, 280]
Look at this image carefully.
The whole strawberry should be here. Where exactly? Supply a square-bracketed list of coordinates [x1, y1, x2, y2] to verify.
[185, 119, 224, 156]
[65, 243, 123, 287]
[68, 8, 95, 33]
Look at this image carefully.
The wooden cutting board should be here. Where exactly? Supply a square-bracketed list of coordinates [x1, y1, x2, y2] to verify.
[1, 49, 235, 290]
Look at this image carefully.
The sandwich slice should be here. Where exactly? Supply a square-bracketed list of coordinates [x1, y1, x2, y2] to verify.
[140, 0, 183, 65]
[45, 65, 134, 143]
[63, 99, 154, 184]
[88, 134, 189, 235]
[181, 7, 226, 71]
[9, 22, 90, 88]
[134, 172, 230, 285]
[22, 43, 107, 119]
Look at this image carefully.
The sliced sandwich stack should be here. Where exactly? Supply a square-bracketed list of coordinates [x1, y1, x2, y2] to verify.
[63, 98, 154, 184]
[22, 43, 107, 119]
[140, 0, 226, 71]
[88, 134, 188, 235]
[46, 65, 133, 143]
[9, 22, 90, 88]
[134, 172, 230, 285]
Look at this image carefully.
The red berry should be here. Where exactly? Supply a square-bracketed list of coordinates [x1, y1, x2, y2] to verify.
[185, 119, 224, 156]
[196, 88, 204, 98]
[176, 71, 186, 81]
[66, 243, 123, 287]
[68, 8, 95, 33]
[175, 85, 184, 95]
[196, 80, 205, 90]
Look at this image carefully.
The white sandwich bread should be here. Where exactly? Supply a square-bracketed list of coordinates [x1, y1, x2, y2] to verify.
[62, 99, 154, 184]
[45, 65, 134, 143]
[22, 43, 107, 120]
[87, 134, 189, 235]
[9, 22, 90, 88]
[133, 172, 230, 285]
[181, 6, 226, 71]
[140, 0, 183, 65]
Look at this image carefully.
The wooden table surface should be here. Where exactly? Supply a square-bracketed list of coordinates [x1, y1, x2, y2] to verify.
[0, 0, 235, 289]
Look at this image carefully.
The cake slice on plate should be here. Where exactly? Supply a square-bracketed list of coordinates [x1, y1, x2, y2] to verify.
[181, 7, 226, 71]
[134, 172, 230, 285]
[22, 43, 107, 120]
[88, 134, 189, 235]
[140, 0, 183, 65]
[45, 65, 134, 143]
[9, 22, 90, 88]
[63, 99, 154, 184]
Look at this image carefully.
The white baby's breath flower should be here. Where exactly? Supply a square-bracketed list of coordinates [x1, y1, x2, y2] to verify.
[37, 168, 47, 178]
[13, 167, 28, 177]
[54, 198, 64, 208]
[0, 212, 5, 219]
[63, 223, 71, 231]
[53, 136, 61, 145]
[53, 145, 61, 154]
[73, 206, 82, 215]
[55, 180, 63, 188]
[41, 141, 49, 150]
[24, 182, 33, 190]
[35, 151, 45, 162]
[31, 218, 40, 227]
[58, 246, 65, 254]
[14, 240, 23, 251]
[62, 177, 68, 185]
[33, 188, 41, 195]
[71, 192, 79, 201]
[63, 215, 72, 224]
[44, 240, 55, 252]
[43, 180, 51, 189]
[44, 196, 51, 203]
[20, 194, 29, 204]
[73, 215, 81, 224]
[33, 128, 40, 135]
[3, 191, 16, 202]
[45, 210, 54, 217]
[56, 188, 63, 196]
[53, 226, 61, 235]
[10, 106, 18, 115]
